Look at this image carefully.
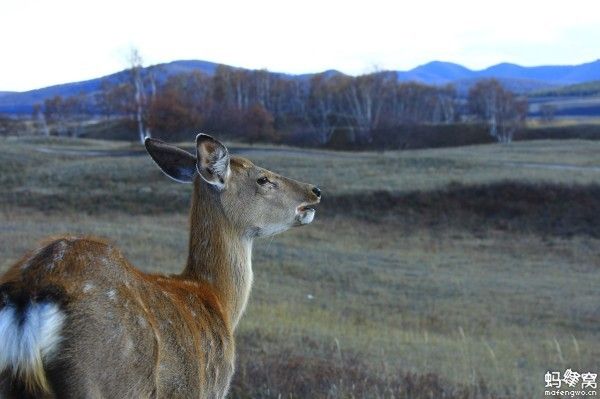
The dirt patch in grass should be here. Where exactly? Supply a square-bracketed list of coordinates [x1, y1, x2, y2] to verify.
[324, 181, 600, 238]
[5, 180, 600, 238]
[4, 177, 599, 238]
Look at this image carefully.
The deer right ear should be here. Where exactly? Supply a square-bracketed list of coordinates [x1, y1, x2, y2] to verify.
[196, 134, 230, 190]
[145, 138, 197, 183]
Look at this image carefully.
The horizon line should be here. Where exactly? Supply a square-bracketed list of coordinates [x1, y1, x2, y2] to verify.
[3, 57, 600, 93]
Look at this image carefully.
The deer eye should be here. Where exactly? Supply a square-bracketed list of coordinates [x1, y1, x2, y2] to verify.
[257, 176, 269, 185]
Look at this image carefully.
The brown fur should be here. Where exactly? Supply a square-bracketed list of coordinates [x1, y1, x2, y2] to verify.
[0, 136, 320, 398]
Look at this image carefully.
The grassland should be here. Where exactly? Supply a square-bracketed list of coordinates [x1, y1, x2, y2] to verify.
[1, 137, 599, 398]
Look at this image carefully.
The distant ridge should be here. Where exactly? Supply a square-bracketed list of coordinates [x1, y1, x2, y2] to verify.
[2, 59, 600, 114]
[0, 60, 226, 114]
[397, 61, 474, 83]
[397, 59, 600, 84]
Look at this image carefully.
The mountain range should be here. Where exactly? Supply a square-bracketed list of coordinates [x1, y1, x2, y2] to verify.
[2, 59, 600, 115]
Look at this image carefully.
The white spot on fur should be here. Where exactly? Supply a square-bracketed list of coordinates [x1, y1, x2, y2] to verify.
[123, 337, 134, 357]
[53, 240, 67, 262]
[0, 302, 65, 374]
[136, 315, 148, 327]
[83, 282, 95, 293]
[107, 290, 117, 301]
[110, 326, 123, 343]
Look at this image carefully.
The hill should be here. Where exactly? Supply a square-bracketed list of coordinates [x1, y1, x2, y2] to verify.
[396, 61, 473, 83]
[397, 59, 600, 94]
[0, 60, 225, 114]
[2, 59, 600, 114]
[403, 59, 600, 86]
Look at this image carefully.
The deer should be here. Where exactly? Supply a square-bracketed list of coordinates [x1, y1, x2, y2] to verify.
[0, 134, 321, 398]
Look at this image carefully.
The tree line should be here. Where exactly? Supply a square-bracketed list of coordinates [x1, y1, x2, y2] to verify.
[38, 64, 528, 146]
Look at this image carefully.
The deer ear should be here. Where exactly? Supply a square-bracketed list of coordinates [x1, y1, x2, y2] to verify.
[196, 134, 230, 190]
[145, 138, 196, 183]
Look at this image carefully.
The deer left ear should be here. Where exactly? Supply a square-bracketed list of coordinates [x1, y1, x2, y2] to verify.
[196, 134, 230, 190]
[144, 138, 197, 183]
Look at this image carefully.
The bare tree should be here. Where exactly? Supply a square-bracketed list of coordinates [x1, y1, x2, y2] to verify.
[43, 94, 87, 137]
[43, 96, 68, 135]
[539, 103, 557, 123]
[468, 79, 528, 143]
[432, 85, 457, 123]
[32, 103, 50, 136]
[339, 71, 395, 142]
[129, 48, 151, 143]
[306, 73, 340, 144]
[0, 115, 17, 136]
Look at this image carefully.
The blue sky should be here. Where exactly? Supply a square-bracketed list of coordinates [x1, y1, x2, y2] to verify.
[2, 0, 599, 91]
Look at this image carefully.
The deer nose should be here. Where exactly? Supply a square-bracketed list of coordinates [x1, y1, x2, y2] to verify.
[312, 187, 321, 198]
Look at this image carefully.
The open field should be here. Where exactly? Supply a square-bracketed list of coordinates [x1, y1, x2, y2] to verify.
[1, 137, 600, 398]
[527, 116, 600, 128]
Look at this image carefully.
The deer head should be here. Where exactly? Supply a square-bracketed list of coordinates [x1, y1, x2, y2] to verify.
[145, 134, 321, 237]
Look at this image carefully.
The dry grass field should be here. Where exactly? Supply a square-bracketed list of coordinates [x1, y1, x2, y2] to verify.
[1, 136, 599, 398]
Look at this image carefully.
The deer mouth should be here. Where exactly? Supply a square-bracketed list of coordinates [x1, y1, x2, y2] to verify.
[296, 199, 320, 213]
[295, 202, 319, 225]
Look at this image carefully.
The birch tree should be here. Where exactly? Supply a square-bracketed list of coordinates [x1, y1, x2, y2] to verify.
[32, 103, 50, 136]
[129, 48, 151, 143]
[306, 73, 341, 144]
[468, 79, 527, 143]
[339, 72, 395, 142]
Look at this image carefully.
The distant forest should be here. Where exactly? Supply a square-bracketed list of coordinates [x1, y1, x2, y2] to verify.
[532, 80, 600, 97]
[35, 60, 528, 148]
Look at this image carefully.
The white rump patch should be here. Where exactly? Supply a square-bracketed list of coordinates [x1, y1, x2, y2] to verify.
[0, 302, 65, 374]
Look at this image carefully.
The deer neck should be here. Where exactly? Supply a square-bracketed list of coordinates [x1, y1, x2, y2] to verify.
[182, 179, 253, 330]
